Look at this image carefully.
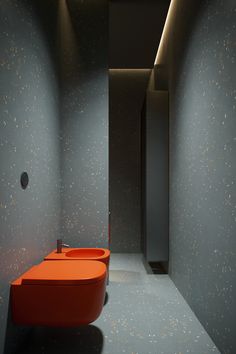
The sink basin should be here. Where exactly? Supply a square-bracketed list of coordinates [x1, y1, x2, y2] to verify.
[66, 249, 105, 258]
[44, 248, 110, 268]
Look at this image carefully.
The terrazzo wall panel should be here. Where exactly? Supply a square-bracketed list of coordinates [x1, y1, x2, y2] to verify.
[143, 90, 169, 262]
[155, 0, 236, 352]
[0, 1, 60, 352]
[60, 0, 108, 248]
[109, 69, 151, 252]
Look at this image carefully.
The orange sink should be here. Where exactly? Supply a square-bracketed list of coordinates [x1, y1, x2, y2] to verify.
[44, 248, 110, 268]
[66, 248, 105, 258]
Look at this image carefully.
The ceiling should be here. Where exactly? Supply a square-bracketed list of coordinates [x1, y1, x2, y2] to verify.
[109, 0, 170, 69]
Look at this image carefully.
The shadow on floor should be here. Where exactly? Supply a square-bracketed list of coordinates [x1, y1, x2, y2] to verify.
[5, 325, 104, 354]
[4, 304, 104, 354]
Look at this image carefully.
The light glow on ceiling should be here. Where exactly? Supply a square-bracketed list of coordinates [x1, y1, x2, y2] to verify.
[154, 0, 177, 65]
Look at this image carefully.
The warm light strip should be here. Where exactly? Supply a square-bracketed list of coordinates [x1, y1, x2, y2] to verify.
[109, 68, 151, 71]
[154, 0, 176, 65]
[109, 69, 151, 72]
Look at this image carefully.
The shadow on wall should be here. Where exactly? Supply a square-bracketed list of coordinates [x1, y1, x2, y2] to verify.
[4, 300, 103, 354]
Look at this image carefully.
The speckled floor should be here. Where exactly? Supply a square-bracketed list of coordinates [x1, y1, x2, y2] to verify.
[13, 254, 220, 354]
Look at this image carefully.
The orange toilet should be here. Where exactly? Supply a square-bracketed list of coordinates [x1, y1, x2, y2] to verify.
[11, 260, 107, 326]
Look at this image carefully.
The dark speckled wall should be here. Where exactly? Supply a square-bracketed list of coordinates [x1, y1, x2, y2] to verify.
[109, 69, 151, 252]
[60, 0, 108, 248]
[155, 0, 236, 352]
[0, 1, 60, 352]
[0, 0, 108, 352]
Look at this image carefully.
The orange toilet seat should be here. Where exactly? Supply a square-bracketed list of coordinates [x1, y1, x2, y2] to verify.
[11, 260, 107, 327]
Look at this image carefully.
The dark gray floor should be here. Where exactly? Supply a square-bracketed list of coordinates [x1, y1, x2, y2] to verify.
[95, 254, 220, 354]
[13, 254, 220, 354]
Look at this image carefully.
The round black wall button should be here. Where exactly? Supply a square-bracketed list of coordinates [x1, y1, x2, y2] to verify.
[20, 172, 29, 190]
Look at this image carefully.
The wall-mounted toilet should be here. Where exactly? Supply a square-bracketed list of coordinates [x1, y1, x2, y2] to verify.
[11, 260, 107, 326]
